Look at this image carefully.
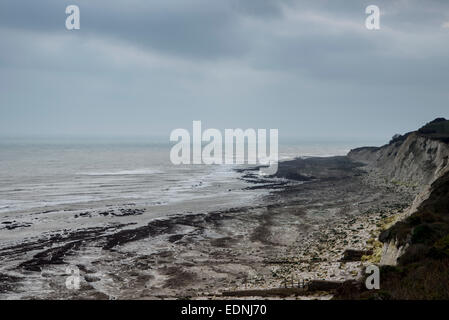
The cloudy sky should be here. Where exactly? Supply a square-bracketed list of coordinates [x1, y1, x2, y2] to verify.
[1, 0, 449, 141]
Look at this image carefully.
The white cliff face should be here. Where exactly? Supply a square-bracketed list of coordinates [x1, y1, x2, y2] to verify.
[349, 133, 449, 188]
[380, 240, 409, 266]
[349, 132, 449, 266]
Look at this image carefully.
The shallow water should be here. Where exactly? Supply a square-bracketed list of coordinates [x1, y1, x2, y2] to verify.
[0, 138, 379, 216]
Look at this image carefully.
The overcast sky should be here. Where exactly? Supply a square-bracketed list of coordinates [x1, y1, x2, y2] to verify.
[1, 0, 449, 141]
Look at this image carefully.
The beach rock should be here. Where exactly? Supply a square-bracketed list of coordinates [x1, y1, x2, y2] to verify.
[85, 275, 101, 283]
[307, 280, 343, 292]
[341, 249, 372, 262]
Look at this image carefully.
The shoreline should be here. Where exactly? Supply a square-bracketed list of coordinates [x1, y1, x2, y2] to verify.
[0, 156, 415, 299]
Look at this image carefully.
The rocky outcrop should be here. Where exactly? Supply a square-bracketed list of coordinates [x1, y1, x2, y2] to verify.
[348, 118, 449, 266]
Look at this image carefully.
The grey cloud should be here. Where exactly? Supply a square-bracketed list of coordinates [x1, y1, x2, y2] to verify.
[0, 0, 448, 139]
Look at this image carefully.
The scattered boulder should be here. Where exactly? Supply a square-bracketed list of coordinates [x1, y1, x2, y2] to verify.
[341, 249, 373, 262]
[84, 274, 101, 283]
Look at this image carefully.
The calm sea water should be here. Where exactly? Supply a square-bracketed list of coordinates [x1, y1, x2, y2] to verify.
[0, 138, 381, 216]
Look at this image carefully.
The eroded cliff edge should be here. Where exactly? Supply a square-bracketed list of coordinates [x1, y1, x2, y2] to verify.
[342, 118, 449, 299]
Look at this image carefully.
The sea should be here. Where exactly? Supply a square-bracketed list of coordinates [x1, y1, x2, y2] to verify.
[0, 137, 382, 218]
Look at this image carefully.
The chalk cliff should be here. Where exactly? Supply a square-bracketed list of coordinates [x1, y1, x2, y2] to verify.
[348, 118, 449, 266]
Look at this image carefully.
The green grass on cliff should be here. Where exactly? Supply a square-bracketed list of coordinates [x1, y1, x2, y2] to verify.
[375, 171, 449, 299]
